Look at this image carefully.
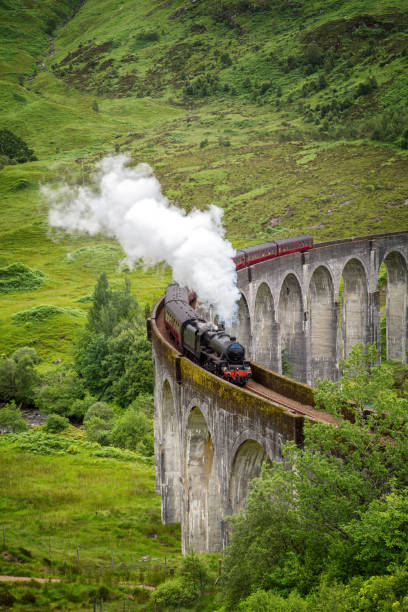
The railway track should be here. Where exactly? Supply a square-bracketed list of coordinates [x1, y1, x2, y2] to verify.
[155, 304, 335, 425]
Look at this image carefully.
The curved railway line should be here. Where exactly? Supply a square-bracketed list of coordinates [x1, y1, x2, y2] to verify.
[155, 300, 336, 426]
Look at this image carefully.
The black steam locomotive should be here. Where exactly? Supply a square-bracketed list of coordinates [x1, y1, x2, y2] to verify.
[164, 282, 252, 386]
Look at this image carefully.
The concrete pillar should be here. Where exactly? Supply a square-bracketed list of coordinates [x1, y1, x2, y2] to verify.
[383, 252, 408, 362]
[183, 407, 217, 553]
[308, 266, 337, 385]
[159, 380, 181, 524]
[368, 291, 381, 362]
[253, 283, 279, 370]
[278, 274, 307, 382]
[342, 259, 369, 358]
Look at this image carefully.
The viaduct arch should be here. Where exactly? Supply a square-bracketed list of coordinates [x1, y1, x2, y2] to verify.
[233, 231, 408, 385]
[151, 231, 408, 553]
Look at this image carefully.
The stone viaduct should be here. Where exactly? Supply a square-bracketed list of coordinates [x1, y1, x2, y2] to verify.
[231, 231, 408, 385]
[150, 231, 408, 554]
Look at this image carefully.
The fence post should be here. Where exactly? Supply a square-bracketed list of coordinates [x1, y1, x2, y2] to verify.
[93, 600, 97, 612]
[99, 598, 103, 612]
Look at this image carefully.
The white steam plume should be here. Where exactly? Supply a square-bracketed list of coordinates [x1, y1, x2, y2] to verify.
[45, 155, 239, 322]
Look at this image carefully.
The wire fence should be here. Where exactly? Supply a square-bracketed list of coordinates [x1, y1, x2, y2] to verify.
[0, 524, 221, 610]
[1, 523, 176, 574]
[0, 522, 183, 611]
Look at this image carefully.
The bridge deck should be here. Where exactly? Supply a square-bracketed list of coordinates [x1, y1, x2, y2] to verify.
[155, 302, 336, 425]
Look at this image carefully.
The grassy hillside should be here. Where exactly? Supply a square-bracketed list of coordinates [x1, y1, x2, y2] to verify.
[0, 429, 181, 609]
[1, 0, 408, 359]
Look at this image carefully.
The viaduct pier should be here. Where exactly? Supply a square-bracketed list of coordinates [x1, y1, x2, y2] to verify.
[150, 231, 408, 553]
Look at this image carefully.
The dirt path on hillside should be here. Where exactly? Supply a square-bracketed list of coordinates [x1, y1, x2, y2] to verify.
[0, 576, 61, 583]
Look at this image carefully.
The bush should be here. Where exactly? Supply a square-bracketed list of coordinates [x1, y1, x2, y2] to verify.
[356, 76, 377, 97]
[151, 577, 198, 608]
[220, 52, 232, 67]
[0, 263, 45, 294]
[110, 407, 153, 455]
[136, 29, 160, 42]
[84, 401, 114, 445]
[35, 366, 88, 417]
[238, 589, 308, 611]
[43, 413, 69, 433]
[0, 129, 37, 164]
[303, 43, 323, 69]
[0, 401, 28, 433]
[0, 347, 39, 406]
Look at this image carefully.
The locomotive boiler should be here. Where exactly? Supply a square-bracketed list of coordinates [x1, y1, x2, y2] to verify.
[164, 282, 252, 386]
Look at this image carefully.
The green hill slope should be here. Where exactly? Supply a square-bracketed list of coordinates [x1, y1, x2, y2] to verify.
[0, 0, 407, 358]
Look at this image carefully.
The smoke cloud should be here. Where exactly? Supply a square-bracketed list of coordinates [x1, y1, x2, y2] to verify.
[45, 155, 240, 321]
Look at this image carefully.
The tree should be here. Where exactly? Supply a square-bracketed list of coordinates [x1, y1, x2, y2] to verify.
[43, 413, 69, 433]
[0, 347, 39, 406]
[35, 365, 92, 417]
[0, 401, 28, 433]
[110, 407, 153, 455]
[83, 401, 115, 445]
[220, 344, 408, 608]
[0, 129, 37, 164]
[75, 274, 153, 405]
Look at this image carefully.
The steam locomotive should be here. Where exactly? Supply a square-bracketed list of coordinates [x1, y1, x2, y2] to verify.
[164, 282, 252, 386]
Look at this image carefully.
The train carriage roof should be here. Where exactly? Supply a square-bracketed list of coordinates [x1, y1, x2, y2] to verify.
[236, 241, 278, 255]
[165, 297, 204, 327]
[165, 282, 190, 304]
[275, 235, 313, 247]
[235, 235, 313, 256]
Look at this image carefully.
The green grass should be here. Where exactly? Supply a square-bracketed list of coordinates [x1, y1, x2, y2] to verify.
[0, 431, 180, 569]
[0, 430, 183, 609]
[0, 0, 407, 361]
[0, 3, 406, 608]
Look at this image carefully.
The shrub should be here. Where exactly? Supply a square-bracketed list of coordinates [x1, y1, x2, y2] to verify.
[0, 129, 37, 163]
[356, 76, 378, 97]
[84, 401, 115, 423]
[0, 347, 39, 406]
[304, 43, 323, 68]
[238, 589, 308, 611]
[43, 413, 69, 433]
[151, 577, 198, 608]
[220, 52, 232, 67]
[110, 407, 153, 455]
[136, 29, 160, 42]
[0, 401, 28, 433]
[35, 366, 87, 417]
[84, 401, 114, 445]
[218, 136, 231, 147]
[200, 138, 209, 148]
[0, 263, 45, 294]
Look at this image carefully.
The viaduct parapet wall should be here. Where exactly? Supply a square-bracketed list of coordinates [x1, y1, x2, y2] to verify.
[231, 231, 408, 385]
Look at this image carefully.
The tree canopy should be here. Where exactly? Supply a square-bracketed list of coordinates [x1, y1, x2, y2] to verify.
[220, 344, 408, 610]
[0, 129, 37, 164]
